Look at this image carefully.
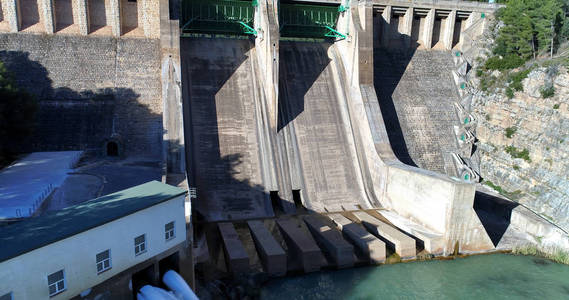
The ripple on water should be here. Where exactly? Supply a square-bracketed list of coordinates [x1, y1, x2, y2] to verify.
[260, 254, 569, 300]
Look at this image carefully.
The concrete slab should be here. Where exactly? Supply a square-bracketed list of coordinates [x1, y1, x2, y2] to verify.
[303, 215, 354, 268]
[276, 219, 323, 273]
[352, 211, 416, 259]
[247, 220, 287, 276]
[328, 213, 386, 263]
[218, 222, 249, 274]
[377, 210, 444, 254]
[0, 151, 82, 219]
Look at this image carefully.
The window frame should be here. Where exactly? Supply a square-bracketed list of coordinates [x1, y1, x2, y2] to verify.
[96, 249, 112, 274]
[134, 234, 147, 256]
[47, 269, 66, 297]
[165, 221, 175, 241]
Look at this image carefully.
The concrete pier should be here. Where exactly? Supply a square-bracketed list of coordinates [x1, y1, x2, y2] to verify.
[276, 219, 324, 273]
[352, 211, 416, 259]
[303, 215, 354, 268]
[377, 210, 444, 254]
[218, 223, 249, 274]
[247, 220, 287, 276]
[328, 213, 386, 263]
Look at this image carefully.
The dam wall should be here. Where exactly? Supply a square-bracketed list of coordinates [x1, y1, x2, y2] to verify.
[373, 49, 459, 175]
[181, 38, 274, 221]
[278, 41, 372, 212]
[335, 1, 493, 253]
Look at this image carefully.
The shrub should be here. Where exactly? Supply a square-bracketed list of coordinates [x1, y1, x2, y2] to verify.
[513, 165, 520, 170]
[505, 126, 517, 138]
[513, 244, 569, 265]
[505, 146, 531, 162]
[505, 87, 514, 98]
[484, 55, 525, 71]
[553, 103, 560, 109]
[476, 69, 484, 77]
[508, 68, 531, 92]
[540, 85, 555, 98]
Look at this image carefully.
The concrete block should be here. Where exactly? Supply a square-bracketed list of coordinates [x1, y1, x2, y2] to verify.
[247, 220, 286, 276]
[303, 215, 354, 268]
[218, 223, 249, 274]
[328, 213, 386, 263]
[276, 219, 323, 273]
[377, 210, 444, 254]
[352, 211, 416, 259]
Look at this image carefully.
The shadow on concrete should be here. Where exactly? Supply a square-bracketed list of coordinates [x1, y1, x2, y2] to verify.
[0, 50, 160, 158]
[473, 191, 519, 247]
[181, 37, 273, 221]
[372, 15, 420, 168]
[278, 41, 331, 131]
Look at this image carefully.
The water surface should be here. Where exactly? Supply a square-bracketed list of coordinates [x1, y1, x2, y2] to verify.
[260, 254, 569, 299]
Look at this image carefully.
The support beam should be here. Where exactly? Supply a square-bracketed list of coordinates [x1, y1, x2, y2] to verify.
[110, 0, 121, 37]
[247, 220, 286, 276]
[4, 0, 21, 32]
[328, 213, 385, 264]
[443, 10, 456, 50]
[276, 219, 324, 273]
[381, 6, 391, 47]
[352, 211, 416, 259]
[42, 0, 55, 33]
[303, 215, 354, 269]
[402, 7, 413, 37]
[75, 0, 89, 35]
[218, 223, 249, 274]
[422, 9, 435, 49]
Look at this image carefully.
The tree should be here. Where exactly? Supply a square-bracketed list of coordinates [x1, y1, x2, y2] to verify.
[494, 0, 566, 60]
[0, 61, 38, 167]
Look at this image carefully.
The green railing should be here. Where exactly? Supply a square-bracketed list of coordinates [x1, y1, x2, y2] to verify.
[181, 0, 256, 36]
[279, 3, 341, 39]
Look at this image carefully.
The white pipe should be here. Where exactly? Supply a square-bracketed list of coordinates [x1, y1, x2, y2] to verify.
[138, 285, 178, 300]
[162, 270, 199, 300]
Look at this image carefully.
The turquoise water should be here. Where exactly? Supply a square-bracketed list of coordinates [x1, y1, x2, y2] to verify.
[260, 254, 569, 300]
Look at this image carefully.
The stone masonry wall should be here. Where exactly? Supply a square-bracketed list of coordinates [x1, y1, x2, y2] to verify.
[0, 33, 162, 158]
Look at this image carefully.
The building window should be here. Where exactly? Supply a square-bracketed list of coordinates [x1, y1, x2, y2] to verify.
[165, 221, 175, 241]
[47, 270, 66, 297]
[96, 249, 112, 274]
[0, 292, 12, 300]
[134, 234, 146, 256]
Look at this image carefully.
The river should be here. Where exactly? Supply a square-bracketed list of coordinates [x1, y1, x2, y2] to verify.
[260, 254, 569, 299]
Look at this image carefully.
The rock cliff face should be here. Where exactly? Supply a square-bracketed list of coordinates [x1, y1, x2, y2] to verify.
[471, 67, 569, 232]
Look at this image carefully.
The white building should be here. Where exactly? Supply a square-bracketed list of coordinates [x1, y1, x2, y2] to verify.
[0, 181, 190, 300]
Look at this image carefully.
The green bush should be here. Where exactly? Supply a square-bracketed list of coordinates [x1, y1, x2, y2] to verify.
[553, 103, 560, 109]
[540, 85, 555, 98]
[508, 69, 531, 92]
[505, 126, 517, 138]
[505, 146, 531, 162]
[484, 55, 525, 71]
[506, 87, 514, 99]
[513, 165, 520, 170]
[476, 69, 484, 77]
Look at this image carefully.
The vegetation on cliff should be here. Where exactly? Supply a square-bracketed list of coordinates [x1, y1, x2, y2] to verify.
[492, 0, 569, 62]
[0, 61, 37, 167]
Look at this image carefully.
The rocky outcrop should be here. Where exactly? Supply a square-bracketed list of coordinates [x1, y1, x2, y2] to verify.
[472, 67, 569, 232]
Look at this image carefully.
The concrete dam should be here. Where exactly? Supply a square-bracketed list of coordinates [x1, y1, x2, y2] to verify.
[181, 0, 500, 278]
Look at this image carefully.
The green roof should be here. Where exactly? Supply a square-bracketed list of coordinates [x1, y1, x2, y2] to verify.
[0, 181, 186, 263]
